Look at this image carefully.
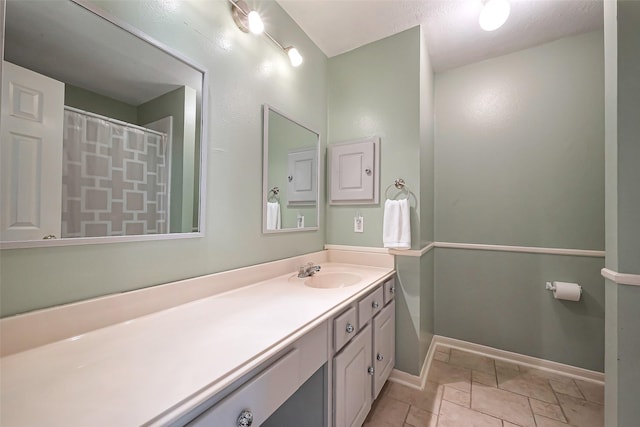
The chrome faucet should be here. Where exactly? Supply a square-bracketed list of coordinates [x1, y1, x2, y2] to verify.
[298, 262, 321, 278]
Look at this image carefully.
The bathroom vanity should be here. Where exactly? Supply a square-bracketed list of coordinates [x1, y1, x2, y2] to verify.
[0, 250, 396, 426]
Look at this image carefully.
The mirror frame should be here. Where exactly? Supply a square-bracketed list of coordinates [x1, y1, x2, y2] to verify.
[0, 0, 208, 249]
[262, 104, 320, 234]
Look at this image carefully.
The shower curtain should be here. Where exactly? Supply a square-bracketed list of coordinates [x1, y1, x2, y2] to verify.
[61, 108, 170, 237]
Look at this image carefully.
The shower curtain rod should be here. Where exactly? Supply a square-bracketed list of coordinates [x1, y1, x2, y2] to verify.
[64, 105, 167, 138]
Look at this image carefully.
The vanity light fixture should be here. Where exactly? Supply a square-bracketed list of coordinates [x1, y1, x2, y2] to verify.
[479, 0, 511, 31]
[230, 0, 304, 67]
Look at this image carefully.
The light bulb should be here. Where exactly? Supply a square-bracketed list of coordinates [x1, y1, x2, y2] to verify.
[479, 0, 510, 31]
[247, 10, 264, 34]
[286, 47, 303, 67]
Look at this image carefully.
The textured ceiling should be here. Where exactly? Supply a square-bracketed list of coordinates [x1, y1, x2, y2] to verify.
[277, 0, 604, 72]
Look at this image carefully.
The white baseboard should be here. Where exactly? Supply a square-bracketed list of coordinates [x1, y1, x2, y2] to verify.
[388, 335, 604, 390]
[388, 337, 437, 390]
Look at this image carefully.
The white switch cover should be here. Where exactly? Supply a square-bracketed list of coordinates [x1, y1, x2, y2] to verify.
[354, 215, 364, 233]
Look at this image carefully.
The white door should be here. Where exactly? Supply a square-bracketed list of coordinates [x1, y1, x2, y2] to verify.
[1, 61, 64, 241]
[334, 324, 372, 427]
[373, 301, 395, 398]
[287, 147, 317, 204]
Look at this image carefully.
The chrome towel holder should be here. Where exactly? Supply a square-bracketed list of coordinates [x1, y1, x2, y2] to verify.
[384, 178, 413, 201]
[268, 186, 280, 201]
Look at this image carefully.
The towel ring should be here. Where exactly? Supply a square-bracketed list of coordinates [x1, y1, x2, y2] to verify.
[385, 178, 411, 200]
[268, 186, 280, 202]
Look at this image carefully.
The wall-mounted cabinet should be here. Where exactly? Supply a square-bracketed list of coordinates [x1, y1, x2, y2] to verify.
[328, 137, 380, 205]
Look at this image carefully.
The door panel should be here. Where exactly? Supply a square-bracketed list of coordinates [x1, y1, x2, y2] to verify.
[1, 61, 64, 241]
[334, 324, 372, 427]
[373, 301, 395, 398]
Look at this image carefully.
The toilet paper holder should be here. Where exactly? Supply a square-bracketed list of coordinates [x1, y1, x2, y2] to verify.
[545, 281, 583, 298]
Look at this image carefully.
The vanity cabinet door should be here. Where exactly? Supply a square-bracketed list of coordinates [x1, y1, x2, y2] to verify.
[372, 300, 395, 399]
[334, 324, 372, 427]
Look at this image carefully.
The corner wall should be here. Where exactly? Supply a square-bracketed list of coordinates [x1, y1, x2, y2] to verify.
[604, 1, 640, 425]
[327, 26, 436, 375]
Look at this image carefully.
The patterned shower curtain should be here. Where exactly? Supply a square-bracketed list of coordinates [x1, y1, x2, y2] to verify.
[61, 109, 170, 237]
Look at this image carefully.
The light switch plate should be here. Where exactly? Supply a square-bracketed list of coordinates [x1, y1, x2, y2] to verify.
[354, 216, 364, 233]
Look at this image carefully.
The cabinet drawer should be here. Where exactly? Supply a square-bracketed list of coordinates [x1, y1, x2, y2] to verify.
[189, 349, 301, 426]
[383, 278, 396, 305]
[334, 306, 357, 352]
[358, 287, 384, 327]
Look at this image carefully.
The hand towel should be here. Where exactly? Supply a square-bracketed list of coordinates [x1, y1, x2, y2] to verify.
[383, 198, 410, 250]
[266, 202, 281, 230]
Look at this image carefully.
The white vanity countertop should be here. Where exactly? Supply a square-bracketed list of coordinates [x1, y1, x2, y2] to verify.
[0, 262, 394, 426]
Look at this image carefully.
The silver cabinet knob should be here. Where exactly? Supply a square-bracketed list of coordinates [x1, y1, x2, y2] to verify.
[365, 168, 372, 175]
[368, 366, 375, 375]
[389, 286, 395, 294]
[42, 234, 57, 240]
[346, 323, 354, 334]
[372, 301, 379, 309]
[237, 409, 253, 427]
[288, 175, 293, 182]
[377, 353, 384, 361]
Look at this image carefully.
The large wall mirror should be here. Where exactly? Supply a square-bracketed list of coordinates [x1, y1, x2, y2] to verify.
[263, 105, 320, 233]
[0, 0, 206, 248]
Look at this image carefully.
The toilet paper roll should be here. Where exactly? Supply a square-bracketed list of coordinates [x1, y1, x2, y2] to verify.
[553, 281, 582, 301]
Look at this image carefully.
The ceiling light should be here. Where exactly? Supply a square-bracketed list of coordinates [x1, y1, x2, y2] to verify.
[286, 47, 303, 67]
[230, 0, 304, 68]
[247, 10, 264, 35]
[479, 0, 511, 31]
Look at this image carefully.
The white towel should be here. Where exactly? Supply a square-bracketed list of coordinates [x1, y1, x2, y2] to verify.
[383, 198, 411, 250]
[266, 202, 281, 230]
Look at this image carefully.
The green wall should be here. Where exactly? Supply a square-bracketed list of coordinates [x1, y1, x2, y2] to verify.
[326, 26, 436, 375]
[434, 31, 605, 371]
[326, 27, 422, 249]
[0, 0, 327, 317]
[64, 83, 138, 123]
[604, 2, 640, 425]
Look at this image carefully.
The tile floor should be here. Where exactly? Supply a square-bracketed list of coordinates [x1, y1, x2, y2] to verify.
[363, 346, 604, 427]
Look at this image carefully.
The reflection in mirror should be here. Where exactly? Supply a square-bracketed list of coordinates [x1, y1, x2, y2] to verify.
[0, 0, 206, 247]
[263, 105, 320, 233]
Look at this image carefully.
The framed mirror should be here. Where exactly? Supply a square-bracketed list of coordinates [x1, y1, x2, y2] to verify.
[262, 105, 320, 233]
[0, 0, 207, 248]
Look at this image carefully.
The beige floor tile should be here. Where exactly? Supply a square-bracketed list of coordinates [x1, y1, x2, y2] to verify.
[557, 392, 604, 427]
[575, 380, 604, 405]
[405, 406, 438, 427]
[529, 398, 567, 422]
[549, 378, 584, 399]
[443, 385, 471, 407]
[434, 351, 450, 363]
[471, 383, 536, 427]
[534, 414, 572, 427]
[366, 394, 410, 427]
[448, 349, 496, 375]
[473, 369, 498, 387]
[386, 381, 443, 415]
[427, 360, 471, 393]
[495, 359, 520, 372]
[496, 365, 558, 403]
[502, 422, 521, 427]
[438, 400, 502, 427]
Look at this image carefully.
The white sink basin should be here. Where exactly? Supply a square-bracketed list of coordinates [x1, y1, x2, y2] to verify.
[304, 272, 362, 289]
